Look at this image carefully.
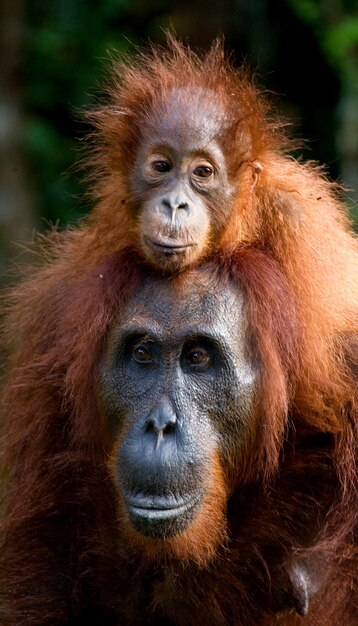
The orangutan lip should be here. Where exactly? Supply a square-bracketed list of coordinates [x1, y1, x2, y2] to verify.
[144, 236, 195, 255]
[125, 494, 198, 521]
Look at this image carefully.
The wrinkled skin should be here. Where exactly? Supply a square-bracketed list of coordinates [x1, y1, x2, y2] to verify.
[129, 89, 236, 272]
[98, 268, 330, 621]
[99, 269, 257, 539]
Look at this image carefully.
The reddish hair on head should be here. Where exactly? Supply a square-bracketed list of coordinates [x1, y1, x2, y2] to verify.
[1, 36, 357, 625]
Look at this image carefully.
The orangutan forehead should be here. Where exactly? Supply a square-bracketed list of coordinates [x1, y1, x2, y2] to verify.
[116, 270, 245, 345]
[146, 87, 230, 145]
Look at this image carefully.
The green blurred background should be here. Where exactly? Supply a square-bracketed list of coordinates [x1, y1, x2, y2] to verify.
[1, 0, 357, 277]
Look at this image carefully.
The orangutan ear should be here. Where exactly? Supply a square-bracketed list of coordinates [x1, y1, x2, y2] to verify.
[250, 160, 263, 191]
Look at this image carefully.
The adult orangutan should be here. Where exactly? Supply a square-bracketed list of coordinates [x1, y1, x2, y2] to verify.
[0, 256, 357, 625]
[0, 37, 358, 624]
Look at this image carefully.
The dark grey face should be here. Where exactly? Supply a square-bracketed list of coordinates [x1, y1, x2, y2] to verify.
[99, 270, 257, 538]
[129, 88, 235, 272]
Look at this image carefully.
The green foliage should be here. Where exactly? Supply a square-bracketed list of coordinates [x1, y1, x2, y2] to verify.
[325, 17, 358, 76]
[25, 0, 132, 226]
[288, 0, 358, 78]
[288, 0, 358, 223]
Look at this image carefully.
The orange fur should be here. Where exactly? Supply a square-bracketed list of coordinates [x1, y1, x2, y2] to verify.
[113, 452, 228, 567]
[0, 38, 357, 625]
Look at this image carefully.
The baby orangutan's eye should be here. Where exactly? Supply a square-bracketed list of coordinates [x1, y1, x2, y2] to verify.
[151, 160, 171, 173]
[193, 165, 213, 179]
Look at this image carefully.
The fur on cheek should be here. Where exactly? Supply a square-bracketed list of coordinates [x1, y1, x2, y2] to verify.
[110, 452, 228, 567]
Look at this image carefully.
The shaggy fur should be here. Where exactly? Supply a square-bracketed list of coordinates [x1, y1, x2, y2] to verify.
[1, 38, 357, 624]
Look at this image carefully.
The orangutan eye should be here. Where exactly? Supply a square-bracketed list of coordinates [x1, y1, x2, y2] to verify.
[193, 165, 213, 179]
[151, 160, 171, 173]
[132, 343, 153, 363]
[187, 347, 209, 364]
[185, 346, 212, 370]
